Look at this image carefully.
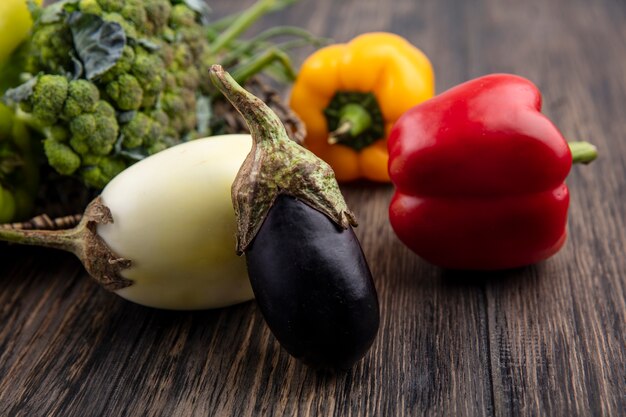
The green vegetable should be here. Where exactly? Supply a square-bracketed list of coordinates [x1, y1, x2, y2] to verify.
[3, 0, 321, 190]
[0, 102, 39, 222]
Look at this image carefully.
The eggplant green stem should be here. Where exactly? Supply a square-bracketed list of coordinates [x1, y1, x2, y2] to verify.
[209, 65, 356, 254]
[328, 104, 372, 145]
[569, 141, 598, 164]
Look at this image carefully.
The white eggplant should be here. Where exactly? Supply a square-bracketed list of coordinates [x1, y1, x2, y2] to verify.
[0, 134, 255, 310]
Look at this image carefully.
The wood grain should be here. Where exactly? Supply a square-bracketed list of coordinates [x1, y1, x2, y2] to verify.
[1, 0, 625, 416]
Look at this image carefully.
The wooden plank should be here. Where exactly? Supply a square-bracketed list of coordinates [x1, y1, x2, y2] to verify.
[469, 0, 626, 415]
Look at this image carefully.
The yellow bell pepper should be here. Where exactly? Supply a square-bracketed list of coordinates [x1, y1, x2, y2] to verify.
[0, 0, 40, 65]
[289, 32, 435, 182]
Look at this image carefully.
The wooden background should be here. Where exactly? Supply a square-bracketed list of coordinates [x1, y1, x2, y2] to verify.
[1, 0, 625, 415]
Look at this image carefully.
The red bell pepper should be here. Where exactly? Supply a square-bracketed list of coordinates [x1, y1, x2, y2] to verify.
[388, 74, 596, 270]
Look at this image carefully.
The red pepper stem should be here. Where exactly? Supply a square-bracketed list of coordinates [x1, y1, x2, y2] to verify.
[328, 103, 372, 145]
[569, 141, 598, 164]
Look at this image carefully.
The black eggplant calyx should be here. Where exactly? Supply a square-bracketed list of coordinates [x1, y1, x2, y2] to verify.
[209, 65, 357, 255]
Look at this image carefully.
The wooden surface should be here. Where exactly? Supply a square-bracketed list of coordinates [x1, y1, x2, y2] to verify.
[1, 0, 625, 416]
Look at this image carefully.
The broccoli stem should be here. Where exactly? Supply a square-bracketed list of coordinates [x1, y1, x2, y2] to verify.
[13, 108, 46, 135]
[210, 0, 297, 54]
[247, 26, 331, 45]
[231, 47, 296, 86]
[206, 13, 239, 36]
[221, 26, 330, 67]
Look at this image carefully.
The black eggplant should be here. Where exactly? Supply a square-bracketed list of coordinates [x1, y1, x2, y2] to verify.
[209, 65, 379, 370]
[247, 195, 379, 369]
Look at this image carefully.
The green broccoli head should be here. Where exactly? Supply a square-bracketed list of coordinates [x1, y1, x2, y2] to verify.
[43, 138, 81, 175]
[120, 110, 171, 154]
[97, 0, 124, 13]
[78, 0, 102, 15]
[31, 75, 69, 127]
[8, 0, 220, 190]
[69, 113, 95, 155]
[145, 0, 172, 34]
[98, 45, 135, 83]
[68, 100, 118, 156]
[169, 4, 197, 28]
[131, 49, 166, 94]
[103, 12, 138, 39]
[90, 101, 119, 155]
[120, 0, 148, 30]
[63, 80, 100, 119]
[105, 74, 143, 111]
[26, 22, 73, 74]
[81, 156, 126, 189]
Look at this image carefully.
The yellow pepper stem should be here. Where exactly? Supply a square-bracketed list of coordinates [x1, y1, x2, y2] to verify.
[328, 103, 372, 145]
[323, 91, 384, 151]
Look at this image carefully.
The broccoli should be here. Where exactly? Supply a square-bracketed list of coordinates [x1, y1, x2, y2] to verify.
[105, 74, 143, 110]
[25, 22, 73, 74]
[120, 112, 157, 149]
[80, 155, 126, 189]
[43, 138, 81, 175]
[3, 0, 306, 190]
[78, 0, 102, 15]
[5, 0, 205, 187]
[31, 75, 69, 126]
[63, 79, 100, 119]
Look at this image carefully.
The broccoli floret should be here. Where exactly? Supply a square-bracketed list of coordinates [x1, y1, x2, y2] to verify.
[178, 27, 205, 59]
[103, 12, 138, 39]
[120, 112, 153, 149]
[161, 92, 185, 117]
[31, 75, 69, 127]
[68, 100, 118, 156]
[90, 101, 119, 155]
[26, 22, 73, 74]
[131, 49, 166, 95]
[81, 156, 126, 189]
[78, 0, 103, 15]
[98, 45, 135, 83]
[150, 109, 169, 126]
[97, 0, 124, 13]
[173, 43, 193, 68]
[175, 66, 200, 90]
[145, 0, 171, 33]
[147, 141, 168, 155]
[69, 114, 96, 155]
[43, 138, 81, 175]
[121, 0, 148, 30]
[169, 4, 197, 28]
[105, 74, 143, 111]
[63, 80, 100, 119]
